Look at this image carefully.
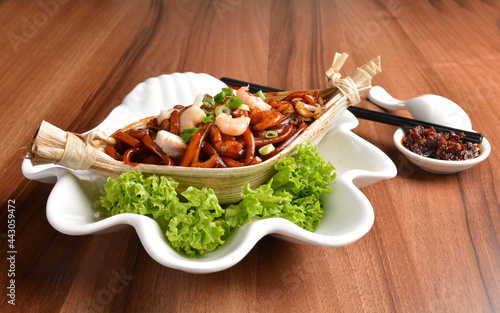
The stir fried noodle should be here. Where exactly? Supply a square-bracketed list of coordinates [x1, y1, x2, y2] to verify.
[104, 87, 325, 168]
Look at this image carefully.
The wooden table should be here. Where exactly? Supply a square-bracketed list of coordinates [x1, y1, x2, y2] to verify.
[1, 0, 499, 312]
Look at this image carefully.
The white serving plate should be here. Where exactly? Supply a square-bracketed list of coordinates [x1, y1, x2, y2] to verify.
[22, 73, 397, 273]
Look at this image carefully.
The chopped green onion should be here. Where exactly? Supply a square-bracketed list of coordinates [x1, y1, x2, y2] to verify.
[202, 97, 215, 108]
[259, 144, 275, 155]
[226, 96, 244, 110]
[214, 87, 234, 103]
[213, 92, 225, 103]
[179, 128, 199, 143]
[238, 104, 250, 111]
[202, 115, 214, 124]
[264, 130, 278, 138]
[202, 108, 215, 115]
[222, 87, 233, 96]
[255, 90, 265, 100]
[215, 104, 231, 116]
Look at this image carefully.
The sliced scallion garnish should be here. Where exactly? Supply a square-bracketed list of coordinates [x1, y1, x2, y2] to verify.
[214, 87, 234, 103]
[215, 104, 231, 116]
[202, 96, 215, 108]
[226, 96, 244, 110]
[255, 90, 265, 100]
[259, 144, 275, 155]
[238, 104, 250, 111]
[179, 128, 200, 143]
[201, 108, 215, 115]
[222, 87, 233, 97]
[202, 115, 215, 124]
[264, 130, 278, 138]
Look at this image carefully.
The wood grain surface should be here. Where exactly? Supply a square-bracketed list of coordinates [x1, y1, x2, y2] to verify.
[1, 0, 499, 312]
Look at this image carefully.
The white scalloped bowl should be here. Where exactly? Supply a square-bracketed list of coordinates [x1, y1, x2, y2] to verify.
[22, 73, 397, 273]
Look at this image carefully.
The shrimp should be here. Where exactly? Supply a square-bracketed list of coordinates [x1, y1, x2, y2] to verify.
[236, 85, 271, 111]
[161, 93, 203, 123]
[192, 93, 204, 107]
[157, 108, 174, 123]
[179, 105, 206, 132]
[154, 130, 187, 159]
[215, 113, 250, 136]
[295, 100, 323, 119]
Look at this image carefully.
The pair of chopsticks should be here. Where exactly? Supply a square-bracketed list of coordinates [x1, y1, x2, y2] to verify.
[220, 77, 483, 144]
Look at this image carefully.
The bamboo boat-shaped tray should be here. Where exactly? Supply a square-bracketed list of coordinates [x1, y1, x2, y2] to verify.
[28, 53, 381, 204]
[22, 72, 396, 273]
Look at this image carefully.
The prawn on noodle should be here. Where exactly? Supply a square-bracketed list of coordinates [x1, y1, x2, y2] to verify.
[103, 86, 325, 168]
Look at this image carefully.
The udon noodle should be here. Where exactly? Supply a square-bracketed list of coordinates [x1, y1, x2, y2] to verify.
[104, 87, 325, 168]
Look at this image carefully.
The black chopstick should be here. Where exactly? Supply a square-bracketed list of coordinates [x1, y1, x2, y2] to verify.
[220, 77, 483, 144]
[221, 77, 282, 93]
[346, 107, 483, 143]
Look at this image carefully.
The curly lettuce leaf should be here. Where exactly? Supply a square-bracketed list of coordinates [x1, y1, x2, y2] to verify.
[230, 142, 336, 232]
[94, 171, 182, 219]
[164, 187, 227, 256]
[93, 142, 336, 256]
[272, 142, 336, 199]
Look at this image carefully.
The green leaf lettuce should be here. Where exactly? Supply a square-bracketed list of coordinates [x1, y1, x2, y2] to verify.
[94, 142, 336, 256]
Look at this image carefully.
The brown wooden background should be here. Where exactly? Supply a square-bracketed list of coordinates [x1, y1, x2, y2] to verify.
[1, 0, 499, 312]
